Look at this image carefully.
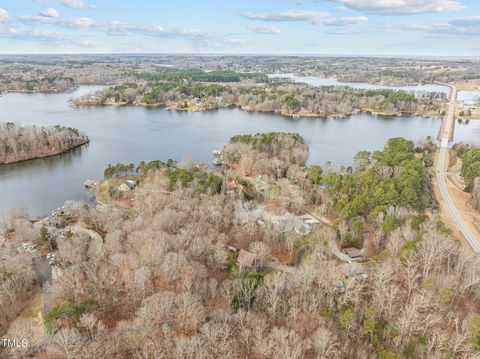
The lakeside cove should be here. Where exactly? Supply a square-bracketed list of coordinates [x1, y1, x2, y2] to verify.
[0, 80, 479, 218]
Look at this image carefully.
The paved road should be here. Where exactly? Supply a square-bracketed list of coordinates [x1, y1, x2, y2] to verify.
[31, 256, 53, 314]
[31, 256, 52, 287]
[436, 86, 480, 253]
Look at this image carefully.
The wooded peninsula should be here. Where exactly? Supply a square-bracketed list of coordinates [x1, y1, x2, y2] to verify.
[71, 78, 446, 118]
[0, 123, 89, 164]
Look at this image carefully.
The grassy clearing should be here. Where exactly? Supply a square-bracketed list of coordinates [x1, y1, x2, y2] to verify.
[96, 181, 111, 205]
[20, 290, 43, 319]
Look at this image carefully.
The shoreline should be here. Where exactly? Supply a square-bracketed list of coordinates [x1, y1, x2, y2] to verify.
[72, 100, 437, 120]
[276, 73, 433, 88]
[0, 83, 116, 97]
[0, 139, 90, 166]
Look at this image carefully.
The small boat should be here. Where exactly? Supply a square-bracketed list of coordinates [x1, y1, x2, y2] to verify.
[212, 157, 223, 166]
[212, 150, 221, 156]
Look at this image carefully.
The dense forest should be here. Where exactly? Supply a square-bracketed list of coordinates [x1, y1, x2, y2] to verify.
[2, 133, 480, 358]
[0, 74, 75, 94]
[319, 138, 433, 216]
[222, 132, 309, 180]
[459, 147, 480, 192]
[2, 55, 480, 93]
[453, 143, 480, 211]
[0, 209, 36, 337]
[72, 80, 445, 118]
[132, 68, 268, 83]
[0, 123, 89, 164]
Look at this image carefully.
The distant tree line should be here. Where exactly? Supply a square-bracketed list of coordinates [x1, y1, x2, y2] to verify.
[132, 67, 268, 83]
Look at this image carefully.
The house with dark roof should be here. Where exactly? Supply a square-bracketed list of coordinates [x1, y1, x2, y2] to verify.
[343, 247, 363, 259]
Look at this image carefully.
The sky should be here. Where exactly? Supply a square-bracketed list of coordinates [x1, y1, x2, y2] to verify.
[0, 0, 479, 56]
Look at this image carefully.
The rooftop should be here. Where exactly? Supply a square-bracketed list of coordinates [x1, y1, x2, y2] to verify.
[237, 249, 256, 267]
[343, 247, 363, 259]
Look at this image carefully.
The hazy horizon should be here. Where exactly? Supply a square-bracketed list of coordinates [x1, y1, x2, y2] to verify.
[0, 53, 479, 60]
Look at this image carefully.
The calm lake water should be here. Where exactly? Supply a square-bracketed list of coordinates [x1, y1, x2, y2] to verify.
[0, 86, 477, 217]
[457, 91, 480, 106]
[269, 73, 480, 108]
[268, 73, 451, 96]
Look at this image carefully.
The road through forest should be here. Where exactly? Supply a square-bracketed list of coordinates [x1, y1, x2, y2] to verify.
[436, 86, 480, 253]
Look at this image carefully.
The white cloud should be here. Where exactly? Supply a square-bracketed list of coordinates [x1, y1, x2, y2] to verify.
[103, 21, 209, 40]
[248, 25, 281, 34]
[244, 10, 329, 22]
[405, 19, 480, 37]
[102, 20, 132, 36]
[27, 30, 65, 41]
[18, 15, 51, 24]
[319, 16, 368, 26]
[327, 28, 367, 35]
[40, 8, 59, 18]
[244, 9, 367, 27]
[14, 9, 242, 50]
[101, 20, 242, 47]
[19, 15, 96, 28]
[330, 0, 464, 15]
[450, 16, 480, 27]
[61, 0, 95, 9]
[0, 27, 66, 41]
[0, 27, 16, 37]
[62, 17, 95, 27]
[18, 12, 236, 46]
[0, 8, 10, 22]
[0, 23, 101, 48]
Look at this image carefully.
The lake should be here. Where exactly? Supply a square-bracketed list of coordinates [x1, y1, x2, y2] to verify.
[269, 73, 480, 108]
[457, 91, 480, 106]
[268, 73, 451, 96]
[0, 86, 476, 217]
